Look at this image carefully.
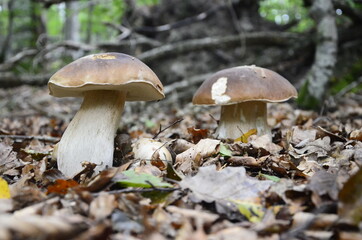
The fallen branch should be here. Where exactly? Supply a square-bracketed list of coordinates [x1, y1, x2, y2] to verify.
[137, 32, 301, 62]
[0, 134, 60, 143]
[0, 49, 38, 71]
[0, 72, 51, 88]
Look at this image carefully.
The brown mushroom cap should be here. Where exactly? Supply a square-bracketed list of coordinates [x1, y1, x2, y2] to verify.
[192, 65, 298, 105]
[48, 52, 164, 101]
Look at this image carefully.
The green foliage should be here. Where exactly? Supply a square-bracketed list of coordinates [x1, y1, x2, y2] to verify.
[297, 80, 320, 110]
[46, 5, 62, 37]
[219, 143, 232, 157]
[136, 0, 160, 6]
[0, 3, 9, 36]
[330, 58, 362, 95]
[116, 170, 173, 188]
[259, 0, 314, 32]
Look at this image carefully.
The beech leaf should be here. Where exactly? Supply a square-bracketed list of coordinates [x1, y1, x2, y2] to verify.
[115, 170, 173, 188]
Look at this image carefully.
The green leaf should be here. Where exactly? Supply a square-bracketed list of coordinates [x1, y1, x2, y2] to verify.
[116, 170, 173, 188]
[258, 172, 281, 182]
[219, 143, 232, 157]
[231, 200, 265, 223]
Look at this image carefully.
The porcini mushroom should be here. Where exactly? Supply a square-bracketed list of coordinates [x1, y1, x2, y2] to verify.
[192, 65, 297, 140]
[48, 52, 164, 177]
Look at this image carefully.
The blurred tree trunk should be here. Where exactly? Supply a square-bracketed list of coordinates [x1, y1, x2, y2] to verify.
[0, 0, 15, 62]
[298, 0, 338, 109]
[64, 1, 80, 42]
[64, 1, 81, 58]
[85, 2, 94, 44]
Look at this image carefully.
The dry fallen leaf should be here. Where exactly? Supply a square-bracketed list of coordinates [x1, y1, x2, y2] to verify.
[46, 179, 79, 195]
[234, 129, 257, 143]
[89, 192, 117, 220]
[187, 127, 209, 144]
[175, 138, 220, 173]
[0, 177, 11, 199]
[179, 165, 274, 203]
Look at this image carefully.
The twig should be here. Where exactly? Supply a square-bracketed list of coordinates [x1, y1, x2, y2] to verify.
[93, 186, 181, 196]
[137, 32, 300, 62]
[152, 118, 184, 139]
[335, 76, 362, 98]
[0, 134, 60, 143]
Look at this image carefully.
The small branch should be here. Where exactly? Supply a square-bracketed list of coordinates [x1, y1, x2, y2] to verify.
[0, 72, 51, 88]
[0, 49, 38, 71]
[134, 5, 222, 34]
[153, 118, 184, 139]
[0, 134, 60, 143]
[137, 32, 300, 62]
[94, 186, 181, 196]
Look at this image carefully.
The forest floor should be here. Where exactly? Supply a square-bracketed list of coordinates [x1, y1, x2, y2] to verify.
[0, 85, 362, 240]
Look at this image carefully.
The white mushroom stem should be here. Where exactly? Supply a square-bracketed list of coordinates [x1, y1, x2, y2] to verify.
[215, 101, 270, 140]
[56, 90, 126, 177]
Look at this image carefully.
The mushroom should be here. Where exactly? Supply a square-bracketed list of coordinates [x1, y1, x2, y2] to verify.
[192, 65, 297, 140]
[48, 52, 164, 177]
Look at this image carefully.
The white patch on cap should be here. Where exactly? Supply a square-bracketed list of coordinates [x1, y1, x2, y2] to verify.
[260, 68, 266, 78]
[211, 77, 231, 104]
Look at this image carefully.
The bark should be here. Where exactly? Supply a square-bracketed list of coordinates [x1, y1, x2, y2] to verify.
[64, 1, 80, 42]
[299, 0, 338, 109]
[0, 0, 15, 62]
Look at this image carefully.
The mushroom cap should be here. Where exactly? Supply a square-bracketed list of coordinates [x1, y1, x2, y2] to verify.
[48, 52, 164, 101]
[192, 65, 298, 105]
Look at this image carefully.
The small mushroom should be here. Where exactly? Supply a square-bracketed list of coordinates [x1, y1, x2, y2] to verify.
[48, 53, 164, 177]
[192, 65, 297, 140]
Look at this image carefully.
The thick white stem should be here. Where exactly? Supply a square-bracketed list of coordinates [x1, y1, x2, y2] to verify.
[56, 90, 125, 177]
[215, 101, 270, 139]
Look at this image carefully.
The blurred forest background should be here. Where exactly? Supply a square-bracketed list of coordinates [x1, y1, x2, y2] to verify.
[0, 0, 361, 109]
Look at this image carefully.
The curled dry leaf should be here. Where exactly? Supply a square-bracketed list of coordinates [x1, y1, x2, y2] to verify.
[349, 129, 362, 141]
[175, 138, 220, 173]
[167, 138, 194, 154]
[89, 192, 117, 220]
[338, 167, 362, 225]
[0, 140, 22, 175]
[46, 179, 78, 195]
[208, 227, 257, 240]
[249, 134, 283, 154]
[179, 165, 274, 203]
[187, 127, 209, 143]
[0, 213, 87, 240]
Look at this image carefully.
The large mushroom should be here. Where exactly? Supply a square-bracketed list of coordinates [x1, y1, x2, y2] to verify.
[192, 65, 297, 140]
[49, 52, 164, 177]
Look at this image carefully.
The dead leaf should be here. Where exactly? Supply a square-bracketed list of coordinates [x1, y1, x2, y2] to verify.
[338, 167, 362, 225]
[175, 139, 220, 165]
[307, 170, 338, 206]
[208, 227, 257, 240]
[292, 136, 331, 158]
[249, 134, 283, 154]
[0, 213, 87, 239]
[46, 179, 78, 195]
[179, 165, 274, 203]
[0, 177, 11, 199]
[0, 140, 22, 174]
[234, 129, 257, 143]
[349, 129, 362, 141]
[187, 127, 208, 143]
[175, 138, 220, 174]
[167, 138, 194, 154]
[89, 192, 117, 220]
[291, 127, 317, 145]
